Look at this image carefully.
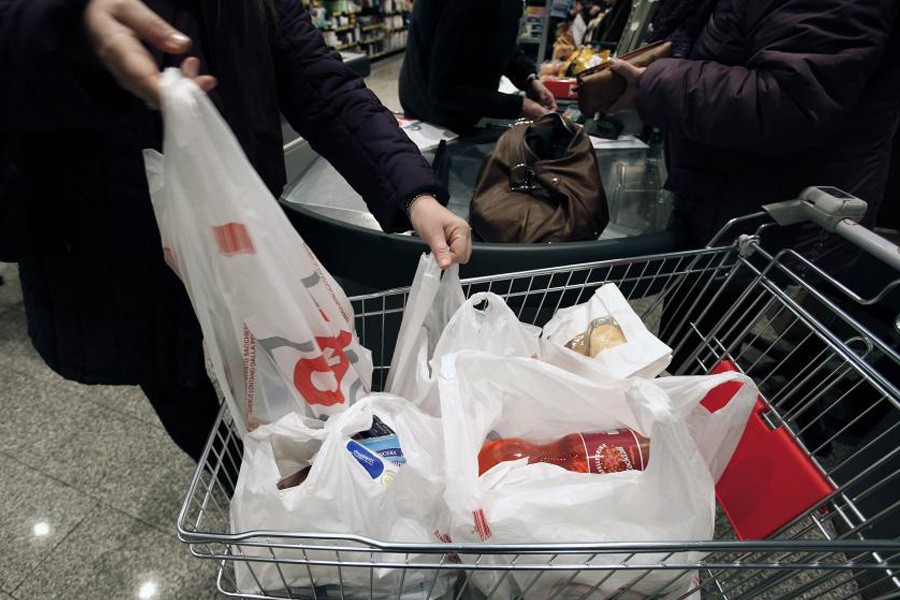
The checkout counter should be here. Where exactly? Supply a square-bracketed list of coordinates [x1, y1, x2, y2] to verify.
[279, 60, 677, 294]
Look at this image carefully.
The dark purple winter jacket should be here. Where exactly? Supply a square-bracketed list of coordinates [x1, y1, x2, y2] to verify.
[0, 0, 444, 385]
[637, 0, 900, 247]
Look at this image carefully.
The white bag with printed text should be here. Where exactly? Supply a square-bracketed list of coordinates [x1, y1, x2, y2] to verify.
[434, 351, 757, 599]
[144, 70, 372, 434]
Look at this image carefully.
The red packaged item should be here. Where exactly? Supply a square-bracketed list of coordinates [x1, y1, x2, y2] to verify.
[478, 429, 649, 476]
[543, 77, 579, 100]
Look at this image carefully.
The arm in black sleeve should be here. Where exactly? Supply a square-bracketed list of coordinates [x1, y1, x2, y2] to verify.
[501, 0, 536, 90]
[504, 48, 537, 91]
[271, 0, 446, 232]
[0, 0, 107, 132]
[425, 1, 524, 121]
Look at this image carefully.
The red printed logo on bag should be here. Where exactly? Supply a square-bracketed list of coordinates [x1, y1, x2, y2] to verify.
[293, 331, 353, 406]
[213, 222, 255, 256]
[473, 509, 492, 541]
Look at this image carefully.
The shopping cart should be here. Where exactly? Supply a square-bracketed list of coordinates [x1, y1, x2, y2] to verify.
[178, 187, 900, 600]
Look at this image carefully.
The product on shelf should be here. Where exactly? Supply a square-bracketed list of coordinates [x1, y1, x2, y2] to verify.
[315, 0, 410, 55]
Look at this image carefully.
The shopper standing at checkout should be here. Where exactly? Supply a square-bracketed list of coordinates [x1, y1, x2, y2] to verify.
[601, 0, 899, 375]
[0, 0, 472, 462]
[604, 0, 899, 250]
[399, 0, 559, 134]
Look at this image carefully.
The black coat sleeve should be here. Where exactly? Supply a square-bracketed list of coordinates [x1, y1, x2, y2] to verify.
[504, 48, 537, 91]
[0, 0, 107, 132]
[636, 0, 899, 154]
[271, 0, 446, 232]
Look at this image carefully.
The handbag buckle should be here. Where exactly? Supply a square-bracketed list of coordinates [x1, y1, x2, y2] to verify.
[509, 163, 541, 192]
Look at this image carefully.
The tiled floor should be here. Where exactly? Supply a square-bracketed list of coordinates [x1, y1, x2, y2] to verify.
[0, 55, 405, 600]
[0, 262, 219, 600]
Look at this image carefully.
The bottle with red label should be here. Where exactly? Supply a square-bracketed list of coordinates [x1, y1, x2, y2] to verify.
[478, 429, 650, 476]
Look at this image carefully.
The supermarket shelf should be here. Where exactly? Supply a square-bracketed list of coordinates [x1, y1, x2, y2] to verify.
[318, 3, 408, 57]
[519, 0, 551, 61]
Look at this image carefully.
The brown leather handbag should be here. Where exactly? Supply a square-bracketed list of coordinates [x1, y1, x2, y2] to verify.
[470, 113, 608, 244]
[576, 41, 673, 115]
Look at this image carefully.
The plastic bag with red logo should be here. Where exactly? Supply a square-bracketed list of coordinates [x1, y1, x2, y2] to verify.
[432, 351, 757, 600]
[143, 70, 372, 434]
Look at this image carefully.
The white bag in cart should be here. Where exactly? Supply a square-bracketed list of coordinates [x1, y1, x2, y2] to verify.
[387, 254, 540, 414]
[416, 292, 542, 414]
[542, 283, 672, 380]
[435, 351, 757, 599]
[230, 395, 453, 599]
[143, 70, 372, 434]
[385, 254, 464, 409]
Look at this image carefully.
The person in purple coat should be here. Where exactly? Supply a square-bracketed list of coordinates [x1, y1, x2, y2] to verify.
[600, 0, 898, 386]
[0, 0, 471, 460]
[608, 0, 899, 250]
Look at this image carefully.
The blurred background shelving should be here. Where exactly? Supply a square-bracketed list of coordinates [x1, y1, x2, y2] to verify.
[303, 0, 411, 61]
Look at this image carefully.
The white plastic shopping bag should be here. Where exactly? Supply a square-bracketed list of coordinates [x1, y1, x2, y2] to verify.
[542, 283, 672, 380]
[432, 292, 541, 362]
[385, 254, 465, 408]
[387, 254, 540, 414]
[230, 395, 452, 599]
[434, 351, 757, 599]
[144, 70, 372, 433]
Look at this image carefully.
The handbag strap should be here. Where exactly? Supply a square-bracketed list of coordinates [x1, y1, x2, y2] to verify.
[509, 119, 541, 192]
[508, 114, 576, 192]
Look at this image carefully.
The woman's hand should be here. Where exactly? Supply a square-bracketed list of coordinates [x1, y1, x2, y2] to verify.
[606, 59, 646, 114]
[408, 196, 472, 269]
[84, 0, 216, 108]
[521, 98, 552, 120]
[527, 78, 558, 112]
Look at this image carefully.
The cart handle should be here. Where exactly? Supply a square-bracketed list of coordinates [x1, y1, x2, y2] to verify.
[763, 186, 900, 272]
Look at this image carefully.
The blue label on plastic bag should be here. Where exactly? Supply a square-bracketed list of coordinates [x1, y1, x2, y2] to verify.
[346, 440, 384, 479]
[358, 434, 406, 466]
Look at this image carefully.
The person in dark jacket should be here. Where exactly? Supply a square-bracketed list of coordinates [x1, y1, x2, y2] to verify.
[399, 0, 558, 134]
[0, 0, 472, 461]
[605, 0, 899, 414]
[607, 0, 900, 248]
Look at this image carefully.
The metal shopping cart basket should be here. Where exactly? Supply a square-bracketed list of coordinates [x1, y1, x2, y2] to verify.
[177, 187, 900, 600]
